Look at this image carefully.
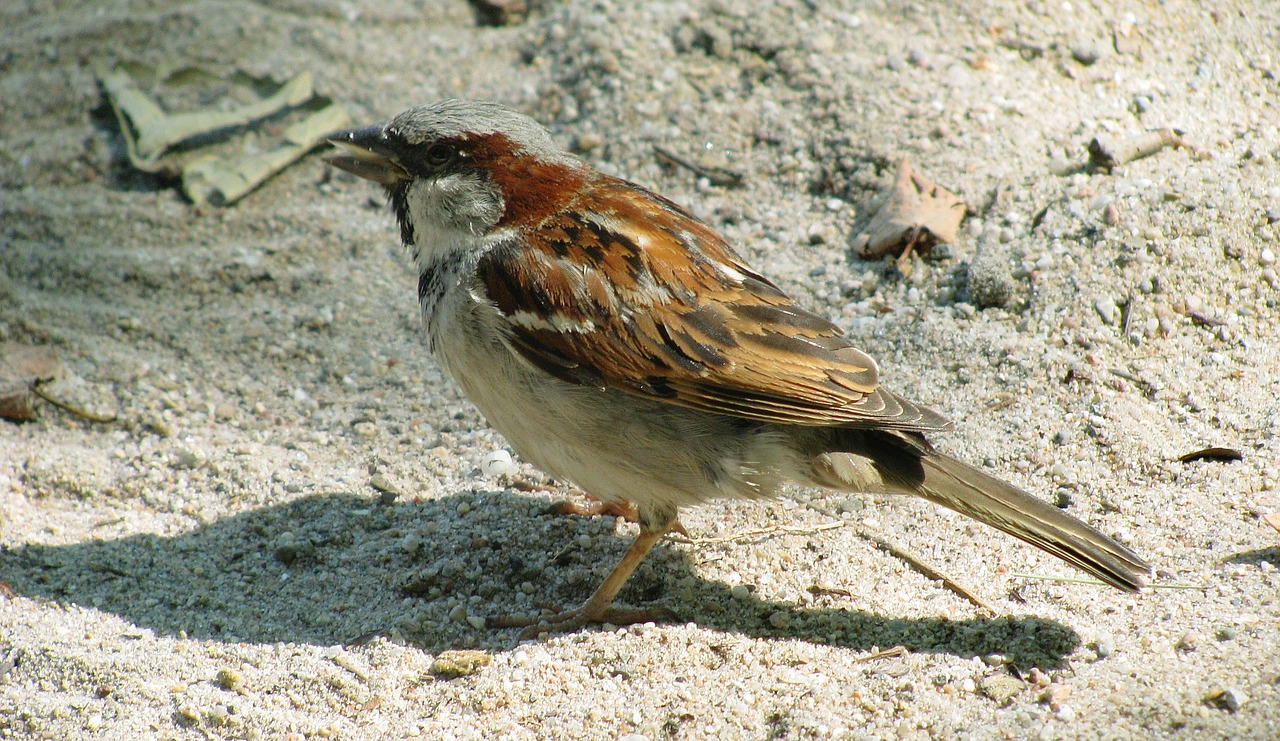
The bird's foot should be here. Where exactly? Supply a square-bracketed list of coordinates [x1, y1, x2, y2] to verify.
[549, 497, 639, 521]
[548, 497, 689, 536]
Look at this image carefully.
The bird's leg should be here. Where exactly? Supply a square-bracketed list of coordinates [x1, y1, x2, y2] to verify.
[490, 514, 680, 640]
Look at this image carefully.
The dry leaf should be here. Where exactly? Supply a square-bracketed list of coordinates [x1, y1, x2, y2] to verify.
[852, 156, 966, 275]
[0, 343, 63, 422]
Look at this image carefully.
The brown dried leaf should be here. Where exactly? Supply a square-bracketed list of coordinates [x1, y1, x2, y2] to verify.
[852, 156, 966, 273]
[0, 343, 63, 422]
[1262, 512, 1280, 535]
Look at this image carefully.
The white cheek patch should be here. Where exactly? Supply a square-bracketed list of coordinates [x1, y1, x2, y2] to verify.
[407, 174, 504, 250]
[406, 182, 499, 270]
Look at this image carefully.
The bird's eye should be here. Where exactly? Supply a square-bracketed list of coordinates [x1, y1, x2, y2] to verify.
[425, 143, 454, 166]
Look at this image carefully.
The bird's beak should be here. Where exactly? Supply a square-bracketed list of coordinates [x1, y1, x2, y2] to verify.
[324, 124, 410, 186]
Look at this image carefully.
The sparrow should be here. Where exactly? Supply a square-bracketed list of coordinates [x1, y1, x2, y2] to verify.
[324, 100, 1150, 638]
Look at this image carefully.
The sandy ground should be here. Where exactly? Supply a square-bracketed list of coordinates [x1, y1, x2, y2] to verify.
[2, 0, 1279, 738]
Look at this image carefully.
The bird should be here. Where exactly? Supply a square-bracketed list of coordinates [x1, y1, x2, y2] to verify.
[323, 99, 1150, 637]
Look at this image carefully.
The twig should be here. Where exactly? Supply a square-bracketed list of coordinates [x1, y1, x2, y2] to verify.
[803, 502, 993, 613]
[669, 520, 847, 547]
[998, 36, 1047, 59]
[653, 146, 744, 187]
[680, 506, 992, 612]
[1088, 129, 1187, 169]
[31, 382, 118, 423]
[1011, 573, 1206, 590]
[983, 392, 1018, 412]
[851, 645, 907, 663]
[858, 530, 993, 612]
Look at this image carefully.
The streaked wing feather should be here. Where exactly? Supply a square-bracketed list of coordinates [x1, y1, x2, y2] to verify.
[477, 176, 950, 431]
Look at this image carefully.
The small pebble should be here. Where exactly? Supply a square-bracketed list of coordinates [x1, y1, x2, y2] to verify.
[430, 650, 492, 679]
[968, 250, 1016, 309]
[1095, 298, 1119, 325]
[1103, 202, 1121, 225]
[1070, 40, 1104, 65]
[979, 674, 1024, 705]
[370, 473, 400, 505]
[216, 667, 244, 691]
[1042, 683, 1073, 711]
[176, 703, 201, 724]
[768, 610, 792, 629]
[1206, 686, 1248, 712]
[730, 584, 752, 600]
[1026, 668, 1051, 688]
[173, 448, 205, 470]
[1176, 630, 1201, 652]
[1217, 627, 1238, 641]
[480, 450, 517, 477]
[575, 133, 603, 152]
[1261, 247, 1276, 265]
[448, 604, 468, 622]
[1094, 635, 1114, 658]
[274, 532, 299, 565]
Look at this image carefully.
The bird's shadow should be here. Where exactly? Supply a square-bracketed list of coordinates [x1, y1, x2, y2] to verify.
[1, 489, 1082, 668]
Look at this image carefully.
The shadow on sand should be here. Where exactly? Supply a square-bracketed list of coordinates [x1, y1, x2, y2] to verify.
[2, 489, 1083, 667]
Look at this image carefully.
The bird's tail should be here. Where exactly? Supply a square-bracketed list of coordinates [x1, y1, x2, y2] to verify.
[913, 452, 1148, 591]
[808, 430, 1150, 591]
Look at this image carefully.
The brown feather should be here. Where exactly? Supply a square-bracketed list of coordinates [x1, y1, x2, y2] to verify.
[477, 169, 950, 431]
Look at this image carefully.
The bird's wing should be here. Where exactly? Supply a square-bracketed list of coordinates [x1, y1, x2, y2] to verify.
[475, 176, 949, 430]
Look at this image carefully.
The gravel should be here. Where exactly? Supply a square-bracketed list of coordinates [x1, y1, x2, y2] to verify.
[2, 0, 1279, 739]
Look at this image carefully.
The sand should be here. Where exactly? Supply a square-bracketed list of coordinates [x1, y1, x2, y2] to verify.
[1, 1, 1278, 738]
